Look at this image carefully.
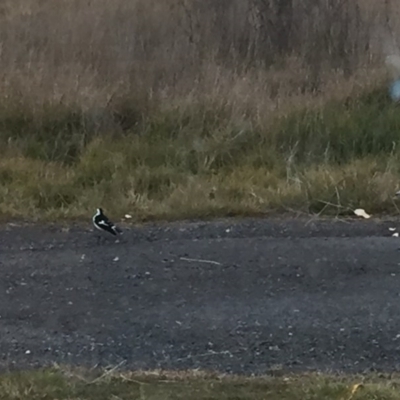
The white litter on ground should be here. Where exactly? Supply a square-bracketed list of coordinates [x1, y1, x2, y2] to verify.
[354, 209, 371, 219]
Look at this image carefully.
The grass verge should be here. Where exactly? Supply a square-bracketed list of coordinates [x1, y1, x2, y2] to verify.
[0, 0, 399, 222]
[1, 367, 399, 400]
[1, 85, 400, 222]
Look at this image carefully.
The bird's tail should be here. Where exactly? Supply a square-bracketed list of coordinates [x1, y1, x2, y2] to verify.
[113, 225, 123, 235]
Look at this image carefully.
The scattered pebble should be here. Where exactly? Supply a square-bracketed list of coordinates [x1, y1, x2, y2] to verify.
[269, 345, 280, 351]
[393, 233, 399, 237]
[124, 214, 132, 219]
[25, 350, 31, 355]
[389, 227, 397, 232]
[113, 256, 119, 262]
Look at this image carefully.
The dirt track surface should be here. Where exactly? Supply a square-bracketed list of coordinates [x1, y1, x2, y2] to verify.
[1, 217, 400, 374]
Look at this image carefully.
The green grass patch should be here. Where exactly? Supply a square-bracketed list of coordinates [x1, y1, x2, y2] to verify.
[274, 87, 400, 164]
[0, 368, 399, 400]
[0, 85, 400, 222]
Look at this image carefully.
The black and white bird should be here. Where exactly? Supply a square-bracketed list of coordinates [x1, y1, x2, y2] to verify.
[92, 208, 121, 236]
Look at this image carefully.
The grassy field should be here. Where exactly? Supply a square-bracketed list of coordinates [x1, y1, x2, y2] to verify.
[1, 1, 400, 222]
[1, 368, 399, 400]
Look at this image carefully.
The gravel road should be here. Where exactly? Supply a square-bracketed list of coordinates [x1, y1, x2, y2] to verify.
[1, 217, 400, 374]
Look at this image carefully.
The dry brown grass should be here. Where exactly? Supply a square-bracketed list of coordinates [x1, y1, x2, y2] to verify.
[0, 0, 399, 221]
[0, 0, 388, 115]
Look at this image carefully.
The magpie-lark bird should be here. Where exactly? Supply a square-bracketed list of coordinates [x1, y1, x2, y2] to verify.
[93, 208, 121, 236]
